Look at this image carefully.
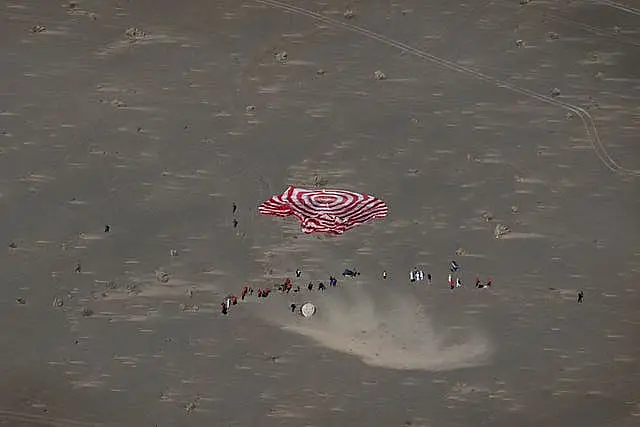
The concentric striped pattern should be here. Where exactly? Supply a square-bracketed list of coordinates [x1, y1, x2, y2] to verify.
[258, 186, 388, 234]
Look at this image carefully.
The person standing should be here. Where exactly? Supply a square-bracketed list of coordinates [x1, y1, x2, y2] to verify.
[577, 290, 584, 303]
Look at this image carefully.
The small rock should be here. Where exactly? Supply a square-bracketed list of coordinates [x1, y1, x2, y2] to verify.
[344, 9, 355, 19]
[31, 25, 46, 33]
[81, 307, 94, 317]
[52, 297, 64, 308]
[8, 242, 17, 249]
[455, 248, 466, 256]
[156, 270, 170, 283]
[313, 175, 328, 188]
[316, 69, 326, 76]
[105, 280, 120, 290]
[494, 223, 511, 239]
[275, 51, 288, 63]
[482, 211, 494, 222]
[547, 32, 560, 40]
[110, 99, 127, 108]
[374, 70, 387, 80]
[125, 27, 146, 41]
[594, 71, 604, 79]
[126, 283, 139, 295]
[245, 105, 256, 112]
[16, 297, 26, 305]
[181, 303, 199, 312]
[185, 400, 198, 414]
[613, 25, 621, 33]
[519, 0, 530, 5]
[551, 88, 561, 97]
[515, 39, 525, 47]
[511, 205, 519, 214]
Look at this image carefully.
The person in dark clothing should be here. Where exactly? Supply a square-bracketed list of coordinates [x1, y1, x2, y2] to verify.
[318, 282, 326, 291]
[342, 269, 360, 278]
[577, 290, 584, 303]
[241, 285, 248, 300]
[220, 303, 228, 315]
[307, 282, 313, 291]
[427, 273, 432, 284]
[296, 269, 301, 278]
[294, 285, 300, 293]
[290, 303, 297, 313]
[475, 277, 481, 288]
[233, 219, 238, 228]
[232, 202, 237, 213]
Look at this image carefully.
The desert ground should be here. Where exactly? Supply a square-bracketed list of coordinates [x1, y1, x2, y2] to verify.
[1, 0, 639, 426]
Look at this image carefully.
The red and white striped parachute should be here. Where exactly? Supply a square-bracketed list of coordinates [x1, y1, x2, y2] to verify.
[258, 186, 388, 234]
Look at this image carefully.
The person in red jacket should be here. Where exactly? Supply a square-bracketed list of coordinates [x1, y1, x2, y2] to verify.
[241, 285, 248, 300]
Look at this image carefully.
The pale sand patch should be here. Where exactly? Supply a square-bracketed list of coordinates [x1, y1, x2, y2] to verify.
[280, 288, 492, 371]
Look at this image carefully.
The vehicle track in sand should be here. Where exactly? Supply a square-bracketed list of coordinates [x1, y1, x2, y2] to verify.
[253, 0, 640, 178]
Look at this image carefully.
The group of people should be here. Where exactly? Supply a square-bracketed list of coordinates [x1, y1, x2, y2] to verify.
[219, 260, 499, 315]
[220, 270, 352, 315]
[400, 260, 493, 291]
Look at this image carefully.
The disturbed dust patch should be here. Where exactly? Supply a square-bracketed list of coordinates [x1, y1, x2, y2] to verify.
[279, 288, 493, 371]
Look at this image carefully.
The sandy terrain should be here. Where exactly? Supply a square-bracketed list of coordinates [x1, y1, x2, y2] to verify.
[1, 0, 639, 426]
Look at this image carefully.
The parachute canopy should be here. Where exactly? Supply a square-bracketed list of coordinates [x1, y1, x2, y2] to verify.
[258, 186, 388, 234]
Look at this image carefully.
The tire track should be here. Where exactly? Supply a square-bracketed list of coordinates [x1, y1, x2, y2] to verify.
[253, 0, 640, 177]
[0, 410, 104, 427]
[596, 0, 640, 16]
[540, 11, 640, 47]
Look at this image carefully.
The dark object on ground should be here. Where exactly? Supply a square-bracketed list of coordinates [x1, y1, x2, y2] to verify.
[16, 297, 26, 305]
[75, 263, 82, 273]
[342, 269, 360, 277]
[104, 225, 110, 233]
[8, 242, 17, 249]
[577, 290, 584, 303]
